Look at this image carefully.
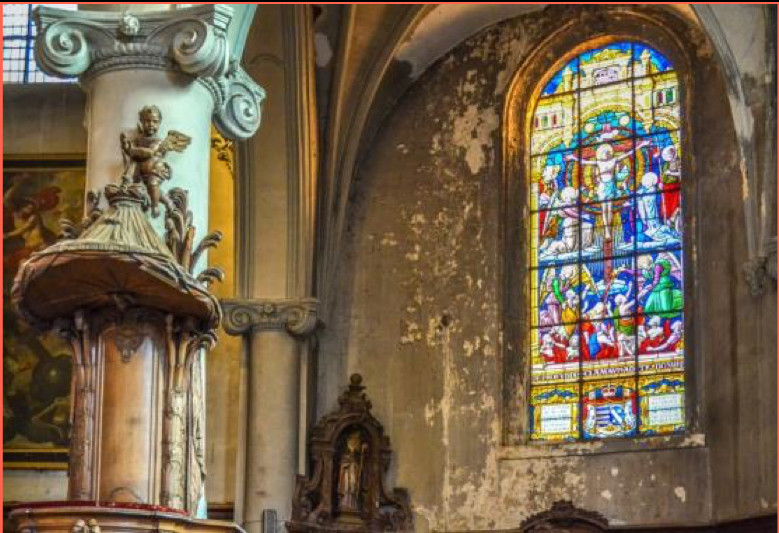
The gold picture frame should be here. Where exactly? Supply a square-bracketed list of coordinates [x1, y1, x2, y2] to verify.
[3, 155, 86, 470]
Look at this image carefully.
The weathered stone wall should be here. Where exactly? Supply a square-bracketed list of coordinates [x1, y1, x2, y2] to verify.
[318, 6, 776, 531]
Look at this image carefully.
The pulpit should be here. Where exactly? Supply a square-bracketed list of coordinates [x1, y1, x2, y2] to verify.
[9, 4, 265, 532]
[9, 110, 235, 533]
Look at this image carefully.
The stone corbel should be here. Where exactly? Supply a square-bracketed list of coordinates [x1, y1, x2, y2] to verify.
[34, 4, 264, 140]
[743, 237, 778, 296]
[221, 298, 320, 337]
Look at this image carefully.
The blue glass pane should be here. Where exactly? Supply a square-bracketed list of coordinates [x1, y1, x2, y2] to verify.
[541, 57, 579, 96]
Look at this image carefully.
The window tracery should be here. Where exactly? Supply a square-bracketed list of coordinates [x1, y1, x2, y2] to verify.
[528, 41, 685, 442]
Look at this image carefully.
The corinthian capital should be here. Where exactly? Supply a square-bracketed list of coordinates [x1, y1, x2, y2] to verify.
[221, 298, 319, 337]
[34, 5, 265, 140]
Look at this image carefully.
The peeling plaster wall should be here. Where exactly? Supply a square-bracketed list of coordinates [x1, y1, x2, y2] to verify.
[318, 8, 776, 531]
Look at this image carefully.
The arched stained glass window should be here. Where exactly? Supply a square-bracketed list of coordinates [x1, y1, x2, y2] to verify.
[528, 41, 685, 442]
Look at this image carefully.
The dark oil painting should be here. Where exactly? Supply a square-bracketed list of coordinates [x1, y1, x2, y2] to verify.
[3, 159, 85, 468]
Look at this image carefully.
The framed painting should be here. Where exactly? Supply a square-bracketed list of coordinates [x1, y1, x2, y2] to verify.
[3, 156, 86, 469]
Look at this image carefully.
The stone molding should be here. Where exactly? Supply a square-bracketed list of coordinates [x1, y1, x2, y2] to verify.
[34, 4, 265, 140]
[221, 298, 319, 337]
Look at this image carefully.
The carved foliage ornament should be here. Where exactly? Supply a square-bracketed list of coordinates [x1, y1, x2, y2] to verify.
[519, 501, 608, 533]
[160, 316, 216, 510]
[211, 133, 235, 173]
[71, 518, 101, 533]
[289, 374, 412, 533]
[55, 311, 97, 500]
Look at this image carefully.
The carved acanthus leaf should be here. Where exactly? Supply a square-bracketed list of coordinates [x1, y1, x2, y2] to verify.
[161, 187, 225, 284]
[191, 230, 223, 269]
[197, 267, 225, 288]
[60, 189, 103, 239]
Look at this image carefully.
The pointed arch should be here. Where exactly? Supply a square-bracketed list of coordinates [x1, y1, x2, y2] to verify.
[500, 7, 707, 445]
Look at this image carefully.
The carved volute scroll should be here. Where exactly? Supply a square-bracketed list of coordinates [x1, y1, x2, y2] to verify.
[34, 5, 266, 141]
[289, 374, 412, 533]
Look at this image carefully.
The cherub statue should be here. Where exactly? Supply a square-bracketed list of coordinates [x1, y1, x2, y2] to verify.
[120, 105, 191, 216]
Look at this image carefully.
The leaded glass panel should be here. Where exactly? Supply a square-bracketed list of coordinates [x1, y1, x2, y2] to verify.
[528, 41, 684, 442]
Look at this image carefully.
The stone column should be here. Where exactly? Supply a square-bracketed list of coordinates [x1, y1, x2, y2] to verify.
[34, 4, 265, 261]
[222, 5, 319, 533]
[222, 300, 318, 533]
[30, 3, 265, 514]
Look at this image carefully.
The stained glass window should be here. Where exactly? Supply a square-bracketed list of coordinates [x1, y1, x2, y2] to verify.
[3, 4, 77, 83]
[528, 42, 684, 442]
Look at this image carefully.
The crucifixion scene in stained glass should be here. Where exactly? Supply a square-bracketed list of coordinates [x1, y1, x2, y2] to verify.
[528, 41, 685, 442]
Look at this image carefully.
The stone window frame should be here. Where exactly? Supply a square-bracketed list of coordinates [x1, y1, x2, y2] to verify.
[500, 6, 707, 455]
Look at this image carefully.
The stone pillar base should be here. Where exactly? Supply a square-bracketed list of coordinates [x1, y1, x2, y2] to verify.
[9, 503, 245, 533]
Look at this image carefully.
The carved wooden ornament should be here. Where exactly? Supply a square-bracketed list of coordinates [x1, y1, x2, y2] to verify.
[520, 501, 609, 533]
[10, 106, 222, 513]
[289, 374, 412, 533]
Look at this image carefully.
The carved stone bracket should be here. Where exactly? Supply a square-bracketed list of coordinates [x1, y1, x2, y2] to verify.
[34, 5, 265, 140]
[743, 238, 777, 296]
[221, 298, 319, 337]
